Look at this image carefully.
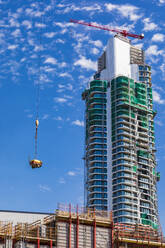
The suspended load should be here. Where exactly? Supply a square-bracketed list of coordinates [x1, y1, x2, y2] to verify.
[29, 159, 42, 169]
[29, 119, 42, 169]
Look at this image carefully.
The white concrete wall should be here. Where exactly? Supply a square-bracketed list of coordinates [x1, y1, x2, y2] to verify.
[131, 64, 139, 82]
[100, 36, 131, 81]
[114, 37, 131, 78]
[0, 211, 52, 224]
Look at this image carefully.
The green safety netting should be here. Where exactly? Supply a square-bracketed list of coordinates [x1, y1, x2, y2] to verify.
[137, 150, 148, 158]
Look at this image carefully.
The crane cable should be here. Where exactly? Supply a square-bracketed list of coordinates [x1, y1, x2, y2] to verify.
[34, 10, 44, 159]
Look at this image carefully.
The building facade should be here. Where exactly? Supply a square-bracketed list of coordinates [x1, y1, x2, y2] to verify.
[82, 35, 160, 228]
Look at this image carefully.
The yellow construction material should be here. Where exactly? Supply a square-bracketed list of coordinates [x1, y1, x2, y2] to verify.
[29, 159, 42, 169]
[117, 237, 165, 247]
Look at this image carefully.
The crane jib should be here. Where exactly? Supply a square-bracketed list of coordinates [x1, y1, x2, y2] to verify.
[70, 19, 144, 39]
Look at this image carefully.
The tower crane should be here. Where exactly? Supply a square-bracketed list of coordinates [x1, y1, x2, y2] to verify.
[70, 19, 144, 39]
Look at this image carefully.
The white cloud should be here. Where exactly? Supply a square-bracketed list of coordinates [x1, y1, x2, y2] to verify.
[25, 8, 43, 17]
[35, 23, 46, 28]
[134, 43, 143, 49]
[53, 116, 63, 121]
[159, 0, 165, 4]
[56, 38, 65, 44]
[9, 18, 20, 27]
[81, 4, 102, 12]
[152, 33, 165, 42]
[59, 177, 66, 184]
[8, 45, 18, 50]
[153, 90, 165, 104]
[160, 63, 165, 76]
[77, 196, 84, 205]
[63, 94, 72, 100]
[57, 3, 102, 14]
[105, 3, 116, 11]
[54, 97, 67, 103]
[39, 74, 52, 83]
[74, 56, 97, 71]
[58, 84, 65, 89]
[42, 114, 49, 120]
[59, 62, 67, 67]
[72, 120, 84, 127]
[145, 45, 163, 56]
[27, 114, 33, 118]
[42, 66, 55, 73]
[54, 22, 74, 28]
[11, 29, 21, 37]
[90, 40, 103, 47]
[20, 58, 26, 63]
[17, 7, 23, 13]
[44, 32, 56, 38]
[44, 57, 57, 65]
[57, 83, 73, 92]
[44, 5, 52, 12]
[67, 171, 76, 176]
[153, 84, 165, 92]
[105, 3, 142, 21]
[155, 120, 163, 126]
[143, 18, 158, 31]
[39, 184, 51, 192]
[34, 45, 43, 52]
[67, 83, 73, 91]
[59, 72, 72, 79]
[22, 20, 32, 29]
[92, 47, 99, 55]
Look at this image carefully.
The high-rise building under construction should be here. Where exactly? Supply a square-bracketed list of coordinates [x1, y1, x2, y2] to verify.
[82, 34, 160, 228]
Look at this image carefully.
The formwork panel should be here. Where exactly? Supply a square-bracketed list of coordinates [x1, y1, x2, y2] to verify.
[96, 226, 111, 247]
[56, 222, 68, 248]
[70, 224, 76, 248]
[79, 224, 93, 248]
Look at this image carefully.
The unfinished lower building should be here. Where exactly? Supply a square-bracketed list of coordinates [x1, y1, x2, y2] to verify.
[0, 206, 164, 248]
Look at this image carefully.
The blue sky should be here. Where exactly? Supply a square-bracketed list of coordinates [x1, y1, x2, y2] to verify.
[0, 0, 165, 231]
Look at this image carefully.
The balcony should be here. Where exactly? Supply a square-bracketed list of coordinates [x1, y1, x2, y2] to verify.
[87, 138, 107, 146]
[113, 204, 137, 211]
[88, 184, 107, 190]
[88, 172, 107, 178]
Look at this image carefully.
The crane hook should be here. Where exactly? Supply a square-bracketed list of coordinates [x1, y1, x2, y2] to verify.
[29, 119, 42, 169]
[35, 119, 39, 128]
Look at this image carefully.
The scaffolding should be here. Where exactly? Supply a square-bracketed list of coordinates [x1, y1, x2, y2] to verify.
[0, 205, 164, 248]
[0, 215, 56, 248]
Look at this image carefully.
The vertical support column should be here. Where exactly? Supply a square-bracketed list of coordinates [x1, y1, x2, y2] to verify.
[50, 240, 53, 248]
[111, 222, 114, 248]
[93, 209, 96, 248]
[69, 203, 72, 248]
[110, 211, 114, 248]
[37, 227, 40, 248]
[76, 205, 79, 248]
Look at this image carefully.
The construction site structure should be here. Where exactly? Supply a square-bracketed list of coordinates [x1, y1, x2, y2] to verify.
[0, 204, 164, 248]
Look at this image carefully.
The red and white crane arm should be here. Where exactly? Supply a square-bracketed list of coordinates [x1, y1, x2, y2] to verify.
[70, 19, 144, 39]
